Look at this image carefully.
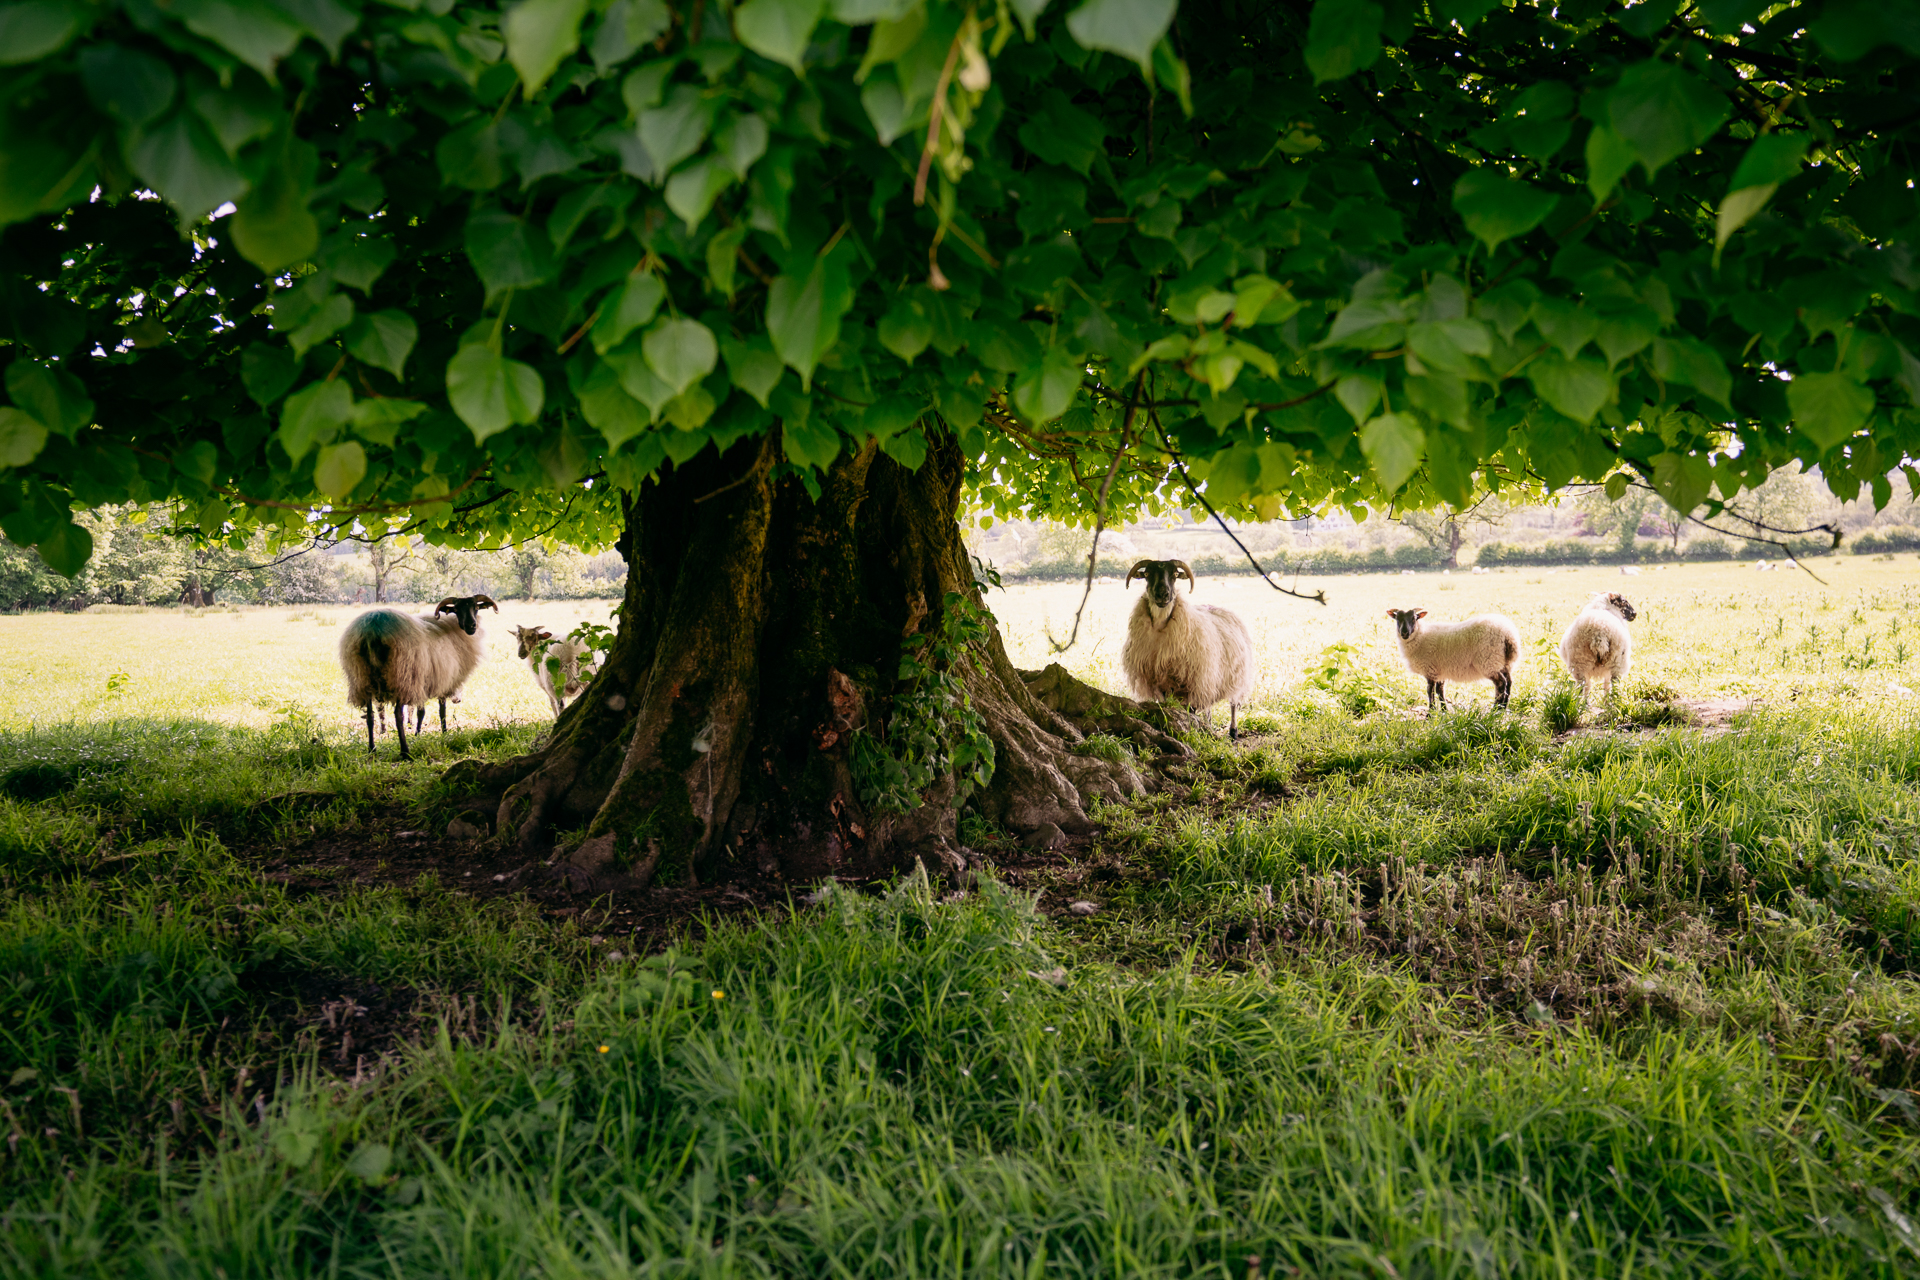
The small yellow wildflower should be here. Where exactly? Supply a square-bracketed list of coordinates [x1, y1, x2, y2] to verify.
[597, 1045, 610, 1053]
[712, 990, 725, 1001]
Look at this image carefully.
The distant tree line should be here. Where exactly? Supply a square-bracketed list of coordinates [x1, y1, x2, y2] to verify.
[0, 507, 624, 611]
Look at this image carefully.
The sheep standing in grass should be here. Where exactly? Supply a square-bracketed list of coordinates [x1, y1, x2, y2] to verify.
[339, 595, 497, 759]
[1387, 608, 1521, 711]
[512, 624, 594, 717]
[1121, 559, 1256, 738]
[1561, 591, 1637, 702]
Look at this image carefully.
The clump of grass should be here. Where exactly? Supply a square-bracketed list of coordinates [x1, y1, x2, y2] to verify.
[1540, 679, 1584, 734]
[1070, 731, 1133, 763]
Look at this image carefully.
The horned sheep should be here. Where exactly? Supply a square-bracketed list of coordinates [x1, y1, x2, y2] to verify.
[339, 595, 498, 759]
[1387, 608, 1521, 710]
[512, 624, 594, 717]
[1560, 591, 1636, 702]
[1120, 559, 1256, 738]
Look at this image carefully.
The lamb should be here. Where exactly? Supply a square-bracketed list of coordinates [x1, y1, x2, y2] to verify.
[1560, 591, 1636, 702]
[1120, 559, 1256, 738]
[512, 624, 594, 717]
[339, 594, 498, 759]
[1387, 608, 1521, 711]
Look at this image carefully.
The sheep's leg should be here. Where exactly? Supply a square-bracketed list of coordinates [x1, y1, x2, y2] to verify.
[438, 698, 449, 734]
[364, 703, 376, 755]
[413, 704, 426, 735]
[1228, 702, 1239, 742]
[1435, 680, 1449, 711]
[393, 702, 411, 761]
[1426, 679, 1439, 711]
[1494, 673, 1512, 707]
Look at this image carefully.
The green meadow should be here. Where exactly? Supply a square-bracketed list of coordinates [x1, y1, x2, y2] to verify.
[2, 564, 1920, 1277]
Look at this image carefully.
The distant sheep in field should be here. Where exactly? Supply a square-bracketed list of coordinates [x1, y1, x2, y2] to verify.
[1561, 591, 1636, 702]
[512, 624, 594, 717]
[1387, 608, 1521, 711]
[339, 595, 498, 759]
[1120, 559, 1255, 738]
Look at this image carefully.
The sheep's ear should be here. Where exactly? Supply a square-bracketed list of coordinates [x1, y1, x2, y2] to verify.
[1384, 609, 1397, 618]
[1415, 610, 1427, 619]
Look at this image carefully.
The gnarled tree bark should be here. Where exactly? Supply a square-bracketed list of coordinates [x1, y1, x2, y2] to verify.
[445, 430, 1196, 888]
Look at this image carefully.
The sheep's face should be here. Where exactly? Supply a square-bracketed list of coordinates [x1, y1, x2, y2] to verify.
[512, 625, 553, 659]
[1125, 559, 1195, 624]
[1604, 593, 1637, 622]
[436, 594, 499, 635]
[1385, 608, 1428, 641]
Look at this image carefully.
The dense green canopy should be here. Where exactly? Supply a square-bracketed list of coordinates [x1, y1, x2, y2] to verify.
[2, 0, 1918, 576]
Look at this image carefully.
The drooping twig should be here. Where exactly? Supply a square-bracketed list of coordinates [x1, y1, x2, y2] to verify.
[1606, 476, 1841, 584]
[1046, 375, 1144, 654]
[1152, 419, 1328, 606]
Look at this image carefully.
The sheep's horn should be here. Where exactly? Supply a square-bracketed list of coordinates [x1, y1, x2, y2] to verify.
[434, 596, 459, 614]
[1124, 560, 1151, 585]
[1173, 560, 1195, 592]
[472, 594, 499, 610]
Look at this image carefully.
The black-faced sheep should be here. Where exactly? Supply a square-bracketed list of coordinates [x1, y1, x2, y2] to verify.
[511, 624, 593, 717]
[1387, 608, 1520, 710]
[1560, 591, 1636, 702]
[339, 594, 497, 758]
[1120, 559, 1256, 738]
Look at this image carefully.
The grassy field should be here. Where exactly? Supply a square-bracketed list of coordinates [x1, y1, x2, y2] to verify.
[2, 568, 1920, 1276]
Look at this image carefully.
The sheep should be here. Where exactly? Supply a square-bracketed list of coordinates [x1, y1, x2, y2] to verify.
[1560, 591, 1636, 702]
[1120, 559, 1256, 738]
[339, 594, 498, 759]
[1386, 608, 1521, 711]
[512, 624, 594, 717]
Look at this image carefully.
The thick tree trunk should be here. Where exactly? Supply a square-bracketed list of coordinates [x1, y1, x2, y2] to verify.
[444, 432, 1196, 889]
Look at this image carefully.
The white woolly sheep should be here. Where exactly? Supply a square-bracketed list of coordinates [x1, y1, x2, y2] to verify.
[512, 624, 594, 717]
[1120, 559, 1256, 738]
[1386, 608, 1521, 711]
[339, 594, 498, 759]
[1560, 591, 1636, 702]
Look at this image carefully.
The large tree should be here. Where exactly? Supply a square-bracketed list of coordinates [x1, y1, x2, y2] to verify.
[3, 0, 1917, 883]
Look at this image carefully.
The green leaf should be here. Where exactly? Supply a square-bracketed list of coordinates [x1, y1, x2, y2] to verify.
[734, 0, 824, 73]
[1530, 297, 1599, 360]
[1786, 370, 1874, 450]
[639, 87, 715, 178]
[1406, 319, 1489, 374]
[721, 335, 785, 407]
[1304, 0, 1383, 83]
[605, 346, 680, 416]
[716, 114, 769, 178]
[1453, 170, 1558, 253]
[349, 397, 426, 443]
[1013, 349, 1082, 424]
[172, 0, 304, 79]
[504, 0, 588, 96]
[591, 275, 667, 354]
[664, 156, 734, 231]
[286, 292, 354, 359]
[1595, 309, 1656, 368]
[5, 362, 91, 438]
[231, 143, 320, 274]
[0, 408, 49, 467]
[880, 426, 928, 469]
[1729, 133, 1810, 191]
[35, 520, 92, 578]
[320, 235, 397, 293]
[855, 7, 926, 80]
[1650, 336, 1731, 409]
[592, 0, 673, 70]
[642, 318, 719, 398]
[1527, 352, 1612, 423]
[313, 440, 368, 500]
[447, 346, 545, 444]
[1713, 184, 1777, 262]
[1335, 373, 1382, 424]
[78, 44, 176, 127]
[279, 380, 352, 463]
[1605, 60, 1729, 179]
[1066, 0, 1177, 69]
[878, 295, 932, 363]
[766, 250, 853, 389]
[343, 1143, 393, 1183]
[129, 111, 247, 225]
[345, 310, 418, 379]
[706, 224, 747, 298]
[243, 343, 298, 408]
[0, 0, 87, 66]
[578, 359, 655, 447]
[1359, 412, 1424, 492]
[465, 207, 557, 299]
[781, 414, 842, 470]
[437, 120, 507, 191]
[1650, 451, 1711, 516]
[1584, 124, 1636, 204]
